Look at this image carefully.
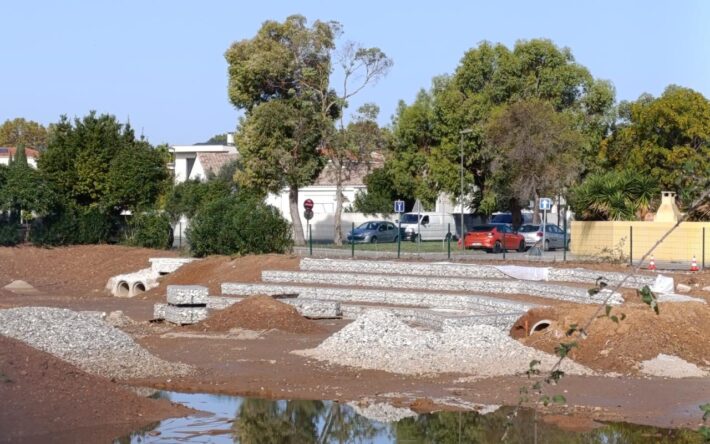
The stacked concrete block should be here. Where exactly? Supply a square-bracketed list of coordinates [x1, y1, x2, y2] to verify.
[153, 303, 167, 320]
[286, 299, 342, 319]
[161, 285, 209, 325]
[221, 283, 535, 313]
[260, 270, 624, 305]
[300, 258, 656, 289]
[149, 258, 198, 275]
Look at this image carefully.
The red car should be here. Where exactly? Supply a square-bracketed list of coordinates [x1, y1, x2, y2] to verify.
[459, 224, 526, 253]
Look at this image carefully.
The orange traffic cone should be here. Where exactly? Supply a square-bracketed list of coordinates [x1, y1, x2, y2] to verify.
[648, 255, 656, 271]
[690, 255, 700, 272]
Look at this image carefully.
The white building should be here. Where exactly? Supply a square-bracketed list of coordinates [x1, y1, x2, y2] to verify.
[0, 146, 39, 168]
[170, 135, 238, 184]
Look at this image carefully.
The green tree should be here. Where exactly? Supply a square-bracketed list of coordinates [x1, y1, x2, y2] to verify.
[164, 178, 233, 222]
[320, 43, 392, 245]
[0, 118, 49, 150]
[0, 144, 56, 223]
[486, 99, 583, 223]
[569, 169, 659, 220]
[226, 15, 338, 245]
[187, 193, 292, 257]
[601, 85, 710, 214]
[385, 39, 613, 216]
[39, 111, 168, 213]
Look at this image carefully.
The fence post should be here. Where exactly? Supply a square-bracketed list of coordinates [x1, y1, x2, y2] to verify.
[563, 210, 567, 262]
[447, 223, 451, 260]
[703, 227, 706, 270]
[629, 226, 633, 266]
[351, 222, 355, 258]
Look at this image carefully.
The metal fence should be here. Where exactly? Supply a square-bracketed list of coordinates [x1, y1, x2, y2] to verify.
[294, 222, 709, 271]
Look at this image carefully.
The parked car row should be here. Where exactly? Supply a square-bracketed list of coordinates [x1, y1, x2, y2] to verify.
[346, 213, 570, 252]
[459, 223, 570, 253]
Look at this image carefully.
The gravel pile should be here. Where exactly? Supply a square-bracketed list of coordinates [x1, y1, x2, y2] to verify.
[295, 310, 591, 377]
[639, 354, 709, 378]
[348, 401, 418, 423]
[0, 307, 192, 380]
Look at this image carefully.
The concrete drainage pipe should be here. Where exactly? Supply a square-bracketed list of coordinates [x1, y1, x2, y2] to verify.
[116, 281, 130, 297]
[132, 282, 147, 296]
[530, 320, 552, 335]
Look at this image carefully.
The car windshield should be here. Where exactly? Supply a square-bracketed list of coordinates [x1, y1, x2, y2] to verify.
[471, 226, 494, 232]
[519, 225, 540, 232]
[400, 214, 419, 224]
[357, 222, 380, 230]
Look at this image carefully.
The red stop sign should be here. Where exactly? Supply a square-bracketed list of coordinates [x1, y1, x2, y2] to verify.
[303, 199, 314, 210]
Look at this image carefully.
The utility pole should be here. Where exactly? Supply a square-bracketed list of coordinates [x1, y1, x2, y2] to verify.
[459, 129, 473, 249]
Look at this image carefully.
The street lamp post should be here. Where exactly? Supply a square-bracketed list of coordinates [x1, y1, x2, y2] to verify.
[459, 129, 473, 249]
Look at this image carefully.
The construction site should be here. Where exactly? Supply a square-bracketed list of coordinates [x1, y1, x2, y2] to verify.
[1, 245, 710, 443]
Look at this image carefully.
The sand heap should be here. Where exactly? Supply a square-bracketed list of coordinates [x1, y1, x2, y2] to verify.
[190, 295, 322, 334]
[516, 302, 710, 374]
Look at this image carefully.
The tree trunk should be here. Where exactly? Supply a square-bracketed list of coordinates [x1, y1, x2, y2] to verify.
[333, 166, 344, 246]
[289, 186, 306, 246]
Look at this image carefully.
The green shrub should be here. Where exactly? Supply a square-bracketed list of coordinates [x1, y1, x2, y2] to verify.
[187, 194, 292, 257]
[125, 212, 173, 249]
[30, 205, 114, 246]
[0, 220, 20, 246]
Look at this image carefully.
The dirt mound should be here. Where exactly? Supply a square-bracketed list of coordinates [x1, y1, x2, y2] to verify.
[143, 254, 300, 299]
[190, 295, 322, 334]
[515, 302, 710, 374]
[0, 335, 191, 443]
[0, 245, 178, 297]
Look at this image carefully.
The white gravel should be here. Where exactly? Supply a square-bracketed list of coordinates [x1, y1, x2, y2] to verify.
[348, 401, 418, 423]
[295, 310, 591, 377]
[639, 354, 709, 378]
[0, 307, 192, 380]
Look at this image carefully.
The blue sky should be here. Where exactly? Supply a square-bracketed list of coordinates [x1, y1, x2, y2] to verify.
[2, 1, 708, 145]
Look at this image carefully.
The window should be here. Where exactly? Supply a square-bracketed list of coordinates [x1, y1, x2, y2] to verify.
[387, 223, 395, 231]
[421, 216, 430, 225]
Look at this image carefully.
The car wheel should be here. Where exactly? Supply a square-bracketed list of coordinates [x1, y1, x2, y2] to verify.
[493, 241, 503, 254]
[411, 233, 419, 242]
[517, 240, 525, 252]
[543, 239, 550, 251]
[370, 236, 378, 243]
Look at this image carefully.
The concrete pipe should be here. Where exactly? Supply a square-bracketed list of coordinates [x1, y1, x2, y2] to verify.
[116, 281, 130, 297]
[132, 282, 147, 296]
[530, 319, 552, 335]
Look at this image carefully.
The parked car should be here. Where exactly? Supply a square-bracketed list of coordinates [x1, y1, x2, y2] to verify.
[347, 220, 399, 243]
[399, 212, 457, 241]
[459, 224, 526, 253]
[518, 224, 570, 250]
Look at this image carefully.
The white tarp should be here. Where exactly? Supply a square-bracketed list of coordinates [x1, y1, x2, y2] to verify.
[493, 265, 549, 281]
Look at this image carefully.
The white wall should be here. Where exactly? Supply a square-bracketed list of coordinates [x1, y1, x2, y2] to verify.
[0, 157, 37, 168]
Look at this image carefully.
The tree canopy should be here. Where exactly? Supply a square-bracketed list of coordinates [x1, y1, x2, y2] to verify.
[0, 118, 49, 150]
[39, 111, 168, 213]
[381, 39, 615, 215]
[601, 85, 710, 210]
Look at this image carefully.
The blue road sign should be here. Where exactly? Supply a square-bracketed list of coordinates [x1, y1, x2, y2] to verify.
[539, 198, 553, 211]
[394, 200, 405, 213]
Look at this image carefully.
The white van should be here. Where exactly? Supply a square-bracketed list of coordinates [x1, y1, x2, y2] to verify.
[399, 212, 457, 241]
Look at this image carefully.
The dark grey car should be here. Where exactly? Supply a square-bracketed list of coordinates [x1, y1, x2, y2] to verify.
[347, 220, 399, 243]
[518, 224, 570, 251]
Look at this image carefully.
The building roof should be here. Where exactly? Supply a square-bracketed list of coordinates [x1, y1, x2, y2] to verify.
[171, 144, 237, 154]
[0, 146, 40, 158]
[197, 152, 239, 177]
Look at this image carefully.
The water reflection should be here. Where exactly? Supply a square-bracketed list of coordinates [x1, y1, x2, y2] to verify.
[120, 392, 705, 443]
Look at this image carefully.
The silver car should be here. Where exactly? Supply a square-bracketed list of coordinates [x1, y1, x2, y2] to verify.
[347, 220, 400, 243]
[518, 224, 570, 251]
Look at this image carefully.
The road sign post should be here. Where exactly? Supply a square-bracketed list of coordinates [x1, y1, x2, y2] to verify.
[539, 198, 552, 251]
[303, 199, 314, 255]
[394, 200, 405, 259]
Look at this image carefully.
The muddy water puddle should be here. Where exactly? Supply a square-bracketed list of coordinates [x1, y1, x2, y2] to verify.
[119, 391, 705, 443]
